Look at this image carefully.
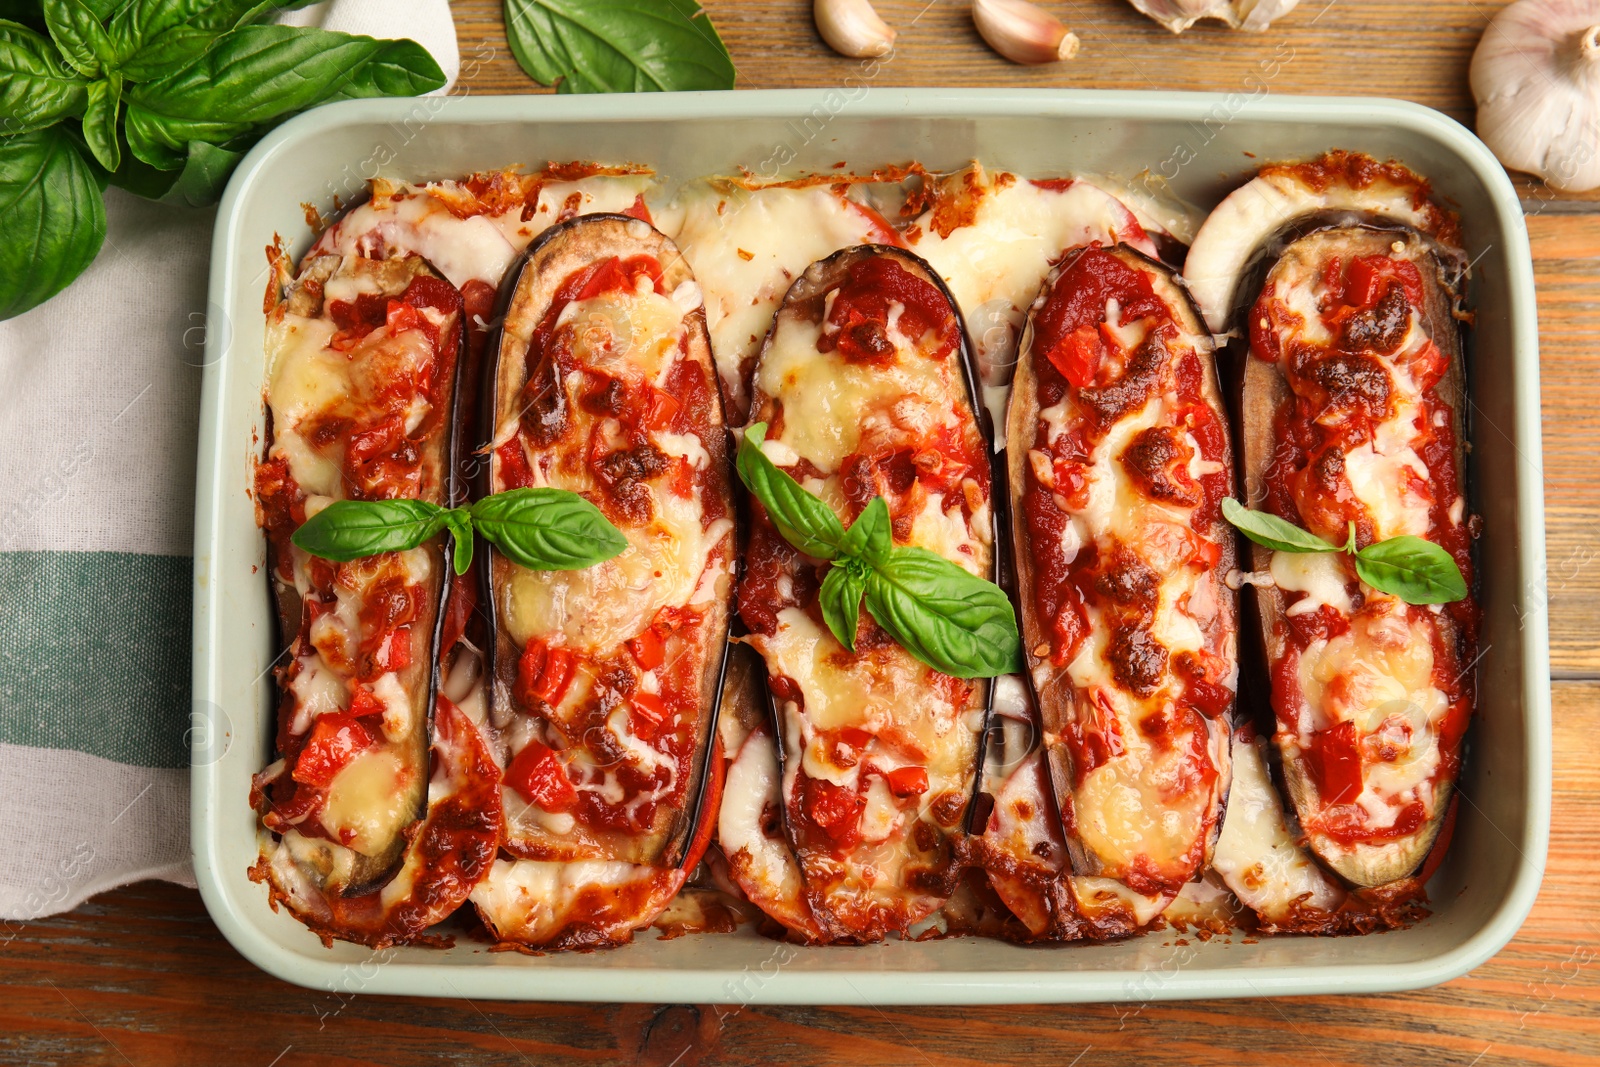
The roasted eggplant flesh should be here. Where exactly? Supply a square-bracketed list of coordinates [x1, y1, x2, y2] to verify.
[474, 214, 736, 943]
[1005, 243, 1236, 899]
[1239, 226, 1475, 888]
[735, 244, 995, 943]
[254, 253, 464, 893]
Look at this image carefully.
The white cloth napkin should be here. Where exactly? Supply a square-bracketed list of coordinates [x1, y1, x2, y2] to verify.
[0, 1, 460, 922]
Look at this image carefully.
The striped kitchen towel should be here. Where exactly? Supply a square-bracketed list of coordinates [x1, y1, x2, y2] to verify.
[0, 0, 459, 923]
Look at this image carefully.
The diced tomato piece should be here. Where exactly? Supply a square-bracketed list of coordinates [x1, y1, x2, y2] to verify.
[1310, 719, 1364, 805]
[504, 740, 577, 810]
[670, 457, 695, 499]
[574, 254, 666, 301]
[496, 439, 534, 490]
[1341, 255, 1425, 311]
[515, 640, 577, 710]
[802, 778, 865, 848]
[1408, 340, 1448, 391]
[628, 691, 672, 742]
[346, 684, 385, 719]
[384, 298, 425, 336]
[885, 766, 929, 798]
[536, 647, 575, 704]
[839, 727, 874, 751]
[626, 627, 666, 671]
[1188, 535, 1222, 569]
[1045, 325, 1104, 388]
[643, 387, 679, 432]
[383, 627, 412, 672]
[291, 714, 376, 789]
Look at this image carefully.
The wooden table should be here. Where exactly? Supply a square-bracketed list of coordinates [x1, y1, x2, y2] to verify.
[7, 2, 1598, 1063]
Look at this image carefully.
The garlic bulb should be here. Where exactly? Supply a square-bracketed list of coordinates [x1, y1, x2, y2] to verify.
[972, 0, 1079, 64]
[1128, 0, 1300, 33]
[1472, 0, 1600, 192]
[813, 0, 896, 58]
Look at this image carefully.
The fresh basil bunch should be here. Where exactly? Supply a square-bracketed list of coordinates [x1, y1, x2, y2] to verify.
[503, 0, 733, 94]
[0, 0, 445, 320]
[738, 423, 1022, 680]
[1222, 498, 1468, 605]
[292, 487, 628, 575]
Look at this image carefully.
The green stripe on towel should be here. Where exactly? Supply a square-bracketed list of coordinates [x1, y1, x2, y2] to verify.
[0, 551, 190, 769]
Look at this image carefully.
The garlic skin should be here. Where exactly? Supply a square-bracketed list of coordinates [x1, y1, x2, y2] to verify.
[972, 0, 1080, 64]
[1128, 0, 1300, 33]
[1472, 0, 1600, 192]
[813, 0, 896, 59]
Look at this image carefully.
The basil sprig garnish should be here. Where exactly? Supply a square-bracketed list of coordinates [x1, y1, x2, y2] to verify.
[738, 423, 1021, 679]
[1222, 498, 1467, 605]
[291, 488, 627, 576]
[0, 3, 446, 320]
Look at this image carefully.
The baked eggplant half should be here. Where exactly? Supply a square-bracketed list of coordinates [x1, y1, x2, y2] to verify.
[735, 244, 995, 943]
[251, 253, 501, 946]
[715, 643, 830, 942]
[1230, 223, 1475, 888]
[1006, 244, 1237, 906]
[466, 214, 737, 949]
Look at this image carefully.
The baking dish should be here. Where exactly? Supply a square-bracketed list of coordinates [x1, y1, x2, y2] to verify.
[191, 88, 1549, 1004]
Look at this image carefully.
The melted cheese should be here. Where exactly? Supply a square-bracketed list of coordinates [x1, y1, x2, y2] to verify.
[1271, 550, 1354, 618]
[754, 314, 955, 473]
[313, 175, 653, 289]
[503, 490, 723, 653]
[319, 748, 413, 857]
[666, 183, 890, 411]
[1212, 731, 1345, 919]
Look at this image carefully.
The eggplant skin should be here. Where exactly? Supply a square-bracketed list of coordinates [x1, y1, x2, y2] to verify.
[483, 213, 735, 872]
[1239, 226, 1471, 889]
[256, 253, 464, 894]
[1005, 242, 1236, 896]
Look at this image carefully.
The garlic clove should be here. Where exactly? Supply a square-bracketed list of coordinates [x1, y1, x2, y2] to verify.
[1127, 0, 1300, 33]
[813, 0, 897, 59]
[972, 0, 1080, 64]
[1472, 0, 1600, 192]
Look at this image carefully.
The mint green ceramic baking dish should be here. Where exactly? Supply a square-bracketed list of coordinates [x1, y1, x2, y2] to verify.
[192, 89, 1549, 1004]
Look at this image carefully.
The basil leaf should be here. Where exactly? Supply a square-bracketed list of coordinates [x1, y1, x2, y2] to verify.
[126, 24, 443, 128]
[863, 548, 1021, 679]
[80, 71, 119, 170]
[1222, 497, 1337, 554]
[503, 0, 734, 94]
[0, 19, 88, 133]
[0, 127, 104, 320]
[109, 0, 255, 63]
[42, 0, 112, 77]
[117, 136, 240, 205]
[1354, 536, 1467, 605]
[291, 498, 447, 561]
[736, 423, 847, 561]
[840, 496, 892, 566]
[819, 559, 868, 653]
[470, 487, 627, 571]
[443, 509, 475, 576]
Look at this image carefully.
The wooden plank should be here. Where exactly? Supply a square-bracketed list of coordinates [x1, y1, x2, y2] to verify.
[1527, 214, 1600, 674]
[3, 682, 1593, 1066]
